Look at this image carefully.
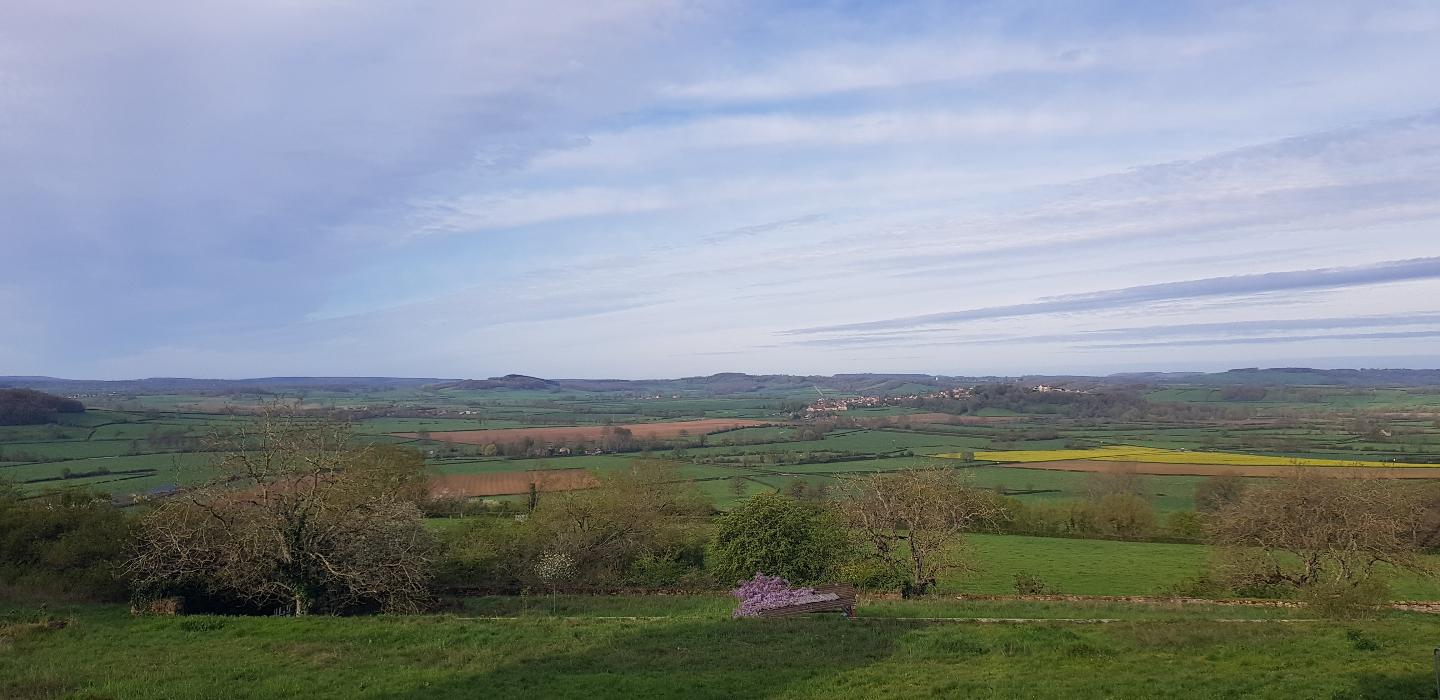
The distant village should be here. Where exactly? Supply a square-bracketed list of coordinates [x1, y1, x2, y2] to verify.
[803, 384, 1083, 416]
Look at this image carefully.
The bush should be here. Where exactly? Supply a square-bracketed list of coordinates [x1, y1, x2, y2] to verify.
[709, 493, 847, 586]
[434, 467, 713, 595]
[1013, 571, 1060, 596]
[837, 557, 907, 592]
[627, 549, 715, 590]
[1164, 510, 1205, 540]
[1090, 493, 1156, 539]
[489, 461, 711, 592]
[0, 483, 129, 601]
[432, 516, 525, 594]
[1159, 573, 1231, 599]
[1300, 578, 1389, 619]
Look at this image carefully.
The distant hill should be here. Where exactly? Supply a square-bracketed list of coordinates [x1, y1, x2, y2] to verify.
[1112, 368, 1440, 387]
[0, 388, 85, 425]
[0, 376, 444, 394]
[3, 367, 1438, 399]
[432, 375, 560, 391]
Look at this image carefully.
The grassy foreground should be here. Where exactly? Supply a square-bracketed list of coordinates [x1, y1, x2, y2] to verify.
[4, 599, 1440, 699]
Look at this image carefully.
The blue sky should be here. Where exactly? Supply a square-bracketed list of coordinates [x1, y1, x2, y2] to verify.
[3, 0, 1439, 379]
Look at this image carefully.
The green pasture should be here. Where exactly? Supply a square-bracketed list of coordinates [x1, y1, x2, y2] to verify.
[7, 601, 1440, 699]
[690, 429, 990, 456]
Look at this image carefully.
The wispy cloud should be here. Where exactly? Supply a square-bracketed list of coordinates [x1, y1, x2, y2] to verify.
[4, 0, 1440, 377]
[1080, 330, 1440, 350]
[787, 258, 1440, 335]
[787, 312, 1440, 350]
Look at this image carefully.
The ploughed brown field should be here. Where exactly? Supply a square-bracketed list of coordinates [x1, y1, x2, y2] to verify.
[428, 469, 597, 498]
[1007, 459, 1440, 479]
[396, 418, 767, 445]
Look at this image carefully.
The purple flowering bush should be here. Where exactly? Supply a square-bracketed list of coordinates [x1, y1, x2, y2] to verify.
[731, 572, 839, 618]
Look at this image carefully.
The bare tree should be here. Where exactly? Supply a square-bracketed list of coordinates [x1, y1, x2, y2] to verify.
[1084, 462, 1147, 501]
[1194, 472, 1247, 513]
[839, 468, 1004, 597]
[127, 409, 435, 615]
[1207, 470, 1430, 593]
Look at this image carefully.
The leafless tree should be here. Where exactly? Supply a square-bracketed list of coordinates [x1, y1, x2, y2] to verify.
[127, 408, 434, 615]
[1194, 472, 1247, 513]
[839, 468, 1005, 597]
[1084, 462, 1147, 500]
[1207, 470, 1431, 592]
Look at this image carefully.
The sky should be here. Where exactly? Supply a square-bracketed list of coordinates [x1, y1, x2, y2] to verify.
[3, 0, 1440, 380]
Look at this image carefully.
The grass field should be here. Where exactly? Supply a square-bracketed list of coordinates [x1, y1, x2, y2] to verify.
[947, 533, 1440, 599]
[5, 601, 1440, 699]
[9, 385, 1438, 505]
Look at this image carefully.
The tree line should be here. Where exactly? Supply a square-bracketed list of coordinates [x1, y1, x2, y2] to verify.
[4, 412, 1438, 617]
[0, 389, 84, 426]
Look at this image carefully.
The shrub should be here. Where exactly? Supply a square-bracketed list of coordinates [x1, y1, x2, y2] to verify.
[1164, 510, 1205, 541]
[1090, 493, 1155, 539]
[1300, 578, 1389, 619]
[1158, 573, 1230, 599]
[432, 516, 524, 594]
[837, 557, 907, 592]
[1013, 571, 1060, 596]
[0, 483, 130, 601]
[511, 461, 710, 591]
[709, 493, 847, 586]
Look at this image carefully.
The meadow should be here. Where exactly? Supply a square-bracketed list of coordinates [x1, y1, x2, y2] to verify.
[10, 377, 1440, 698]
[5, 601, 1440, 699]
[8, 379, 1440, 515]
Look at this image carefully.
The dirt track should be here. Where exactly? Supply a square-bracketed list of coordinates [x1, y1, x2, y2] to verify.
[428, 470, 597, 498]
[399, 418, 767, 445]
[1004, 459, 1440, 479]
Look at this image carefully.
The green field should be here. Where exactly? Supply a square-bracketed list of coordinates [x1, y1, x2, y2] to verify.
[11, 377, 1440, 506]
[6, 601, 1440, 699]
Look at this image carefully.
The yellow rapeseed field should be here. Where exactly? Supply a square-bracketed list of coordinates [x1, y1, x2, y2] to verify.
[936, 445, 1412, 468]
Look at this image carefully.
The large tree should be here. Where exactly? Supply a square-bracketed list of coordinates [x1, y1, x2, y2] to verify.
[709, 492, 846, 586]
[127, 411, 434, 615]
[839, 468, 1004, 597]
[1207, 470, 1430, 594]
